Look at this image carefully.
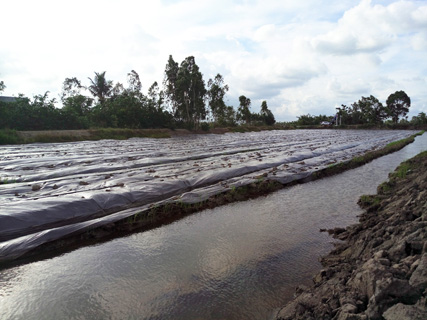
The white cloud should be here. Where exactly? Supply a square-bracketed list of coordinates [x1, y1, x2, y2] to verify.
[313, 0, 392, 55]
[327, 78, 371, 96]
[411, 31, 427, 51]
[312, 0, 427, 57]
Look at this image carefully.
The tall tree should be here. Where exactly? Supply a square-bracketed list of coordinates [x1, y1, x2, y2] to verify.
[61, 77, 85, 102]
[163, 55, 207, 128]
[62, 93, 93, 117]
[163, 55, 180, 116]
[111, 82, 125, 97]
[175, 56, 207, 128]
[147, 81, 171, 128]
[60, 77, 93, 128]
[352, 95, 388, 124]
[296, 114, 329, 126]
[337, 104, 353, 125]
[148, 81, 165, 110]
[260, 100, 276, 125]
[411, 112, 427, 125]
[386, 91, 411, 123]
[207, 74, 229, 124]
[127, 70, 142, 93]
[0, 81, 10, 128]
[30, 92, 60, 130]
[238, 95, 251, 124]
[88, 71, 113, 104]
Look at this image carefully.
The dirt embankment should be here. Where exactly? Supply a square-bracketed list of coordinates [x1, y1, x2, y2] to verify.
[15, 127, 257, 140]
[277, 151, 427, 320]
[17, 129, 173, 139]
[13, 128, 234, 144]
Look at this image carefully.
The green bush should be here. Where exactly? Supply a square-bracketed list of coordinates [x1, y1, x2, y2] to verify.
[200, 122, 210, 131]
[0, 129, 20, 144]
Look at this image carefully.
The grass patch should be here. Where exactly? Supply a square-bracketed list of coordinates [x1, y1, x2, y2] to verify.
[30, 134, 83, 143]
[0, 177, 16, 184]
[229, 126, 261, 133]
[387, 149, 427, 183]
[414, 149, 427, 159]
[360, 148, 427, 213]
[89, 128, 171, 140]
[228, 125, 281, 133]
[358, 194, 381, 208]
[376, 149, 427, 196]
[393, 163, 412, 179]
[0, 128, 172, 145]
[0, 129, 20, 144]
[377, 181, 394, 195]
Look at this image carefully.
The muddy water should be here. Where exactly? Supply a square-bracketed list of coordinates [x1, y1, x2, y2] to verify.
[0, 133, 426, 320]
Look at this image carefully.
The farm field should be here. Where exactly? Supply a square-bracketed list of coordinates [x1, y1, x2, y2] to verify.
[0, 129, 417, 261]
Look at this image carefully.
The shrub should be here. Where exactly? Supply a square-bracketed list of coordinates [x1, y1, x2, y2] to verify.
[0, 129, 20, 144]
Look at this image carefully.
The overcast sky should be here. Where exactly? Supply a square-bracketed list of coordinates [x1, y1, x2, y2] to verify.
[1, 0, 426, 121]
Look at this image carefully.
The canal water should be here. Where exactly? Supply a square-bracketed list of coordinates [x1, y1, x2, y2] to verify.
[0, 133, 426, 320]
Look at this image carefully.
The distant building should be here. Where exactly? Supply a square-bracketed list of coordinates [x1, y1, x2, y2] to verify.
[0, 96, 17, 103]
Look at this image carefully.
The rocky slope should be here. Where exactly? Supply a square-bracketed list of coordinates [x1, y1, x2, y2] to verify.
[277, 151, 427, 320]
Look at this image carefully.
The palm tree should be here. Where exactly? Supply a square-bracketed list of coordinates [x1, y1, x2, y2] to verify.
[88, 71, 113, 104]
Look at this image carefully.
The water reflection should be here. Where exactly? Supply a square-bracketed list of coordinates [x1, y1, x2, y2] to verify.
[0, 134, 426, 320]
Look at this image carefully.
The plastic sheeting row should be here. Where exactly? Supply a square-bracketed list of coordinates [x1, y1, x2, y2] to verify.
[0, 129, 417, 262]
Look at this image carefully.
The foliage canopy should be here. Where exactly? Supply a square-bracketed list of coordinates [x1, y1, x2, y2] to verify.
[386, 90, 411, 124]
[1, 59, 416, 132]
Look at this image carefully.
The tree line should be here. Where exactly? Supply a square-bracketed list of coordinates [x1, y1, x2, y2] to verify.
[2, 59, 424, 131]
[295, 91, 426, 127]
[0, 55, 275, 131]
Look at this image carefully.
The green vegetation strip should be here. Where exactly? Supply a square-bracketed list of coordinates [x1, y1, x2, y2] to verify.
[358, 149, 427, 214]
[0, 128, 171, 145]
[1, 125, 294, 145]
[0, 129, 20, 145]
[377, 149, 427, 198]
[88, 128, 171, 140]
[311, 131, 424, 180]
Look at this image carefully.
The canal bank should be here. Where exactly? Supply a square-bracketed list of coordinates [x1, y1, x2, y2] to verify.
[277, 151, 427, 319]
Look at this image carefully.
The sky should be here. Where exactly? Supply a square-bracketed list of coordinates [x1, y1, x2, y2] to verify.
[1, 0, 426, 122]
